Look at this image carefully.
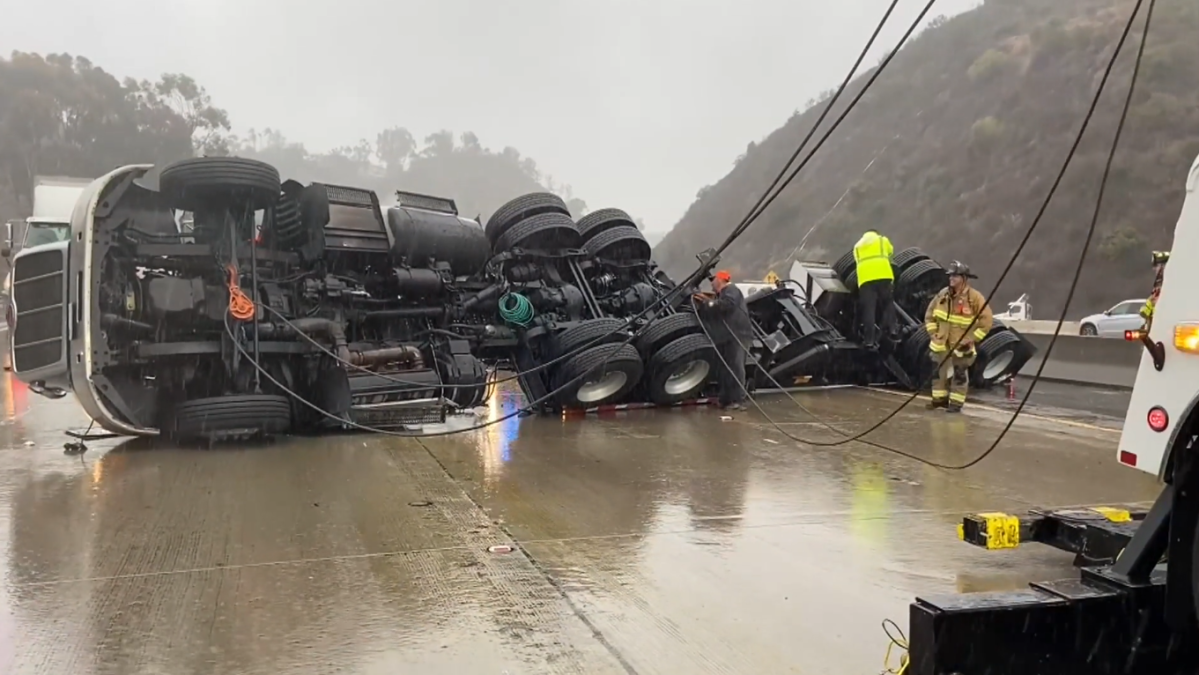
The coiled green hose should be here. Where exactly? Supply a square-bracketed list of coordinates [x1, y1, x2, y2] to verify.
[498, 292, 534, 327]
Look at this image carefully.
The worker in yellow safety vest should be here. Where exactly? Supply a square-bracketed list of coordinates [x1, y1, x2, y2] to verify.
[1140, 250, 1169, 332]
[924, 261, 992, 413]
[853, 230, 895, 349]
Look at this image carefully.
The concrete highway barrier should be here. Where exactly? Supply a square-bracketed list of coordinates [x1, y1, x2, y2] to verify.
[1015, 332, 1141, 389]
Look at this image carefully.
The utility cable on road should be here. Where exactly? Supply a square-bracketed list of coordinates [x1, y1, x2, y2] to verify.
[214, 0, 924, 438]
[714, 0, 1154, 471]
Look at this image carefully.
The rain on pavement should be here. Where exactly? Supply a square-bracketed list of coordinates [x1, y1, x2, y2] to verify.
[0, 363, 1162, 675]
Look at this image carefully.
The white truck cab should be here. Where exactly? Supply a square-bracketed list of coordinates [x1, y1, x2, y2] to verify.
[1119, 151, 1199, 480]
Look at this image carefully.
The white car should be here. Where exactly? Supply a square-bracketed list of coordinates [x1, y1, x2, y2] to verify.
[1077, 298, 1147, 337]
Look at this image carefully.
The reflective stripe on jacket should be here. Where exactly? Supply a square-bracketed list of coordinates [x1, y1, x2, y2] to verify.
[1140, 265, 1165, 321]
[924, 284, 992, 354]
[853, 232, 894, 284]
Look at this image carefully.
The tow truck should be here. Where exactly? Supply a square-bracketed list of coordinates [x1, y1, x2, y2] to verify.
[906, 154, 1199, 673]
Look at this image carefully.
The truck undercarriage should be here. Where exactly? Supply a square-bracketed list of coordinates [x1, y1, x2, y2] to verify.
[8, 156, 1036, 442]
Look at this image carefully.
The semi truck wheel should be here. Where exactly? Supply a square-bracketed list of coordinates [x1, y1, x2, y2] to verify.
[552, 343, 643, 408]
[159, 157, 281, 211]
[580, 225, 651, 263]
[833, 250, 857, 280]
[890, 247, 931, 273]
[635, 312, 702, 357]
[493, 212, 581, 253]
[577, 208, 636, 242]
[164, 394, 293, 442]
[552, 318, 628, 358]
[972, 330, 1023, 387]
[486, 193, 570, 244]
[644, 333, 717, 405]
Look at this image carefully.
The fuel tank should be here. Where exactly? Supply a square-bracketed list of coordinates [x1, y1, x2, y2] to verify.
[387, 206, 491, 277]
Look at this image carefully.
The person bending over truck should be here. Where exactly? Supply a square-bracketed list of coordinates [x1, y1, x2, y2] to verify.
[853, 229, 896, 350]
[924, 261, 992, 413]
[1139, 250, 1170, 332]
[694, 270, 753, 411]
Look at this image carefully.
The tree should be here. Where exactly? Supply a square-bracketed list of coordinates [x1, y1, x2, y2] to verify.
[0, 51, 200, 219]
[375, 126, 415, 173]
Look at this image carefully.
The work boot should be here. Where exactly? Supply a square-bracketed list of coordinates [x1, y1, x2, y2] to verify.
[926, 398, 948, 410]
[728, 402, 748, 412]
[946, 403, 963, 414]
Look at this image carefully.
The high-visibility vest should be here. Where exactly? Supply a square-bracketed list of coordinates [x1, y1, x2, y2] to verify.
[853, 232, 894, 283]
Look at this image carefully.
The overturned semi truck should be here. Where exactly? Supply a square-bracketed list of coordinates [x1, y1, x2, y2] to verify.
[6, 156, 1036, 441]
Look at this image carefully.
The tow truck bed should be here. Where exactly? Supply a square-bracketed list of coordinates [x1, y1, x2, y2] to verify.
[910, 499, 1196, 675]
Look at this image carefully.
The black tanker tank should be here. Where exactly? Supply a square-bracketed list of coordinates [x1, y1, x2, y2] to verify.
[386, 201, 491, 278]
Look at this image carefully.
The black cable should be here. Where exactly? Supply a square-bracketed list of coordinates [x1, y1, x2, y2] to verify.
[223, 307, 651, 438]
[720, 0, 904, 250]
[202, 0, 933, 440]
[714, 0, 937, 255]
[731, 0, 1150, 449]
[710, 0, 1153, 471]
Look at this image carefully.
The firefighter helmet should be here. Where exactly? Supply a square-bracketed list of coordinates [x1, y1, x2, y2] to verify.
[946, 261, 977, 279]
[1151, 250, 1170, 266]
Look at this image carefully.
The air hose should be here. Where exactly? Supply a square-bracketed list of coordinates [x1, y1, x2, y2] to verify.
[498, 292, 535, 327]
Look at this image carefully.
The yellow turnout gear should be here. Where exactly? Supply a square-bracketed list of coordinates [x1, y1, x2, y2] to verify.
[924, 283, 992, 408]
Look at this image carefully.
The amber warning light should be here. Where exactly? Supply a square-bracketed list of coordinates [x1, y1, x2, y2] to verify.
[1174, 323, 1199, 353]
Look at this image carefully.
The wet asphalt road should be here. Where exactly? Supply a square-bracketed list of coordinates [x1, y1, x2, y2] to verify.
[0, 370, 1162, 675]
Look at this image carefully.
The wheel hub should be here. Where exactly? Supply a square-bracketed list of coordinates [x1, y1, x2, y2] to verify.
[983, 350, 1015, 380]
[577, 371, 629, 403]
[663, 360, 711, 395]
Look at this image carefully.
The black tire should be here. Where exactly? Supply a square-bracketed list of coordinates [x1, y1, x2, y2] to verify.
[577, 208, 636, 242]
[644, 333, 718, 405]
[159, 157, 281, 211]
[635, 312, 701, 356]
[486, 193, 570, 244]
[972, 330, 1022, 386]
[890, 247, 930, 272]
[900, 329, 936, 389]
[896, 259, 947, 294]
[844, 268, 859, 292]
[581, 225, 651, 263]
[1080, 323, 1098, 337]
[833, 250, 857, 280]
[552, 318, 629, 358]
[165, 394, 292, 442]
[552, 343, 644, 408]
[493, 212, 581, 253]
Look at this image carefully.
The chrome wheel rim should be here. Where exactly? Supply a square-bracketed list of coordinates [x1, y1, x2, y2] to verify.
[577, 371, 629, 403]
[983, 350, 1015, 380]
[663, 360, 711, 395]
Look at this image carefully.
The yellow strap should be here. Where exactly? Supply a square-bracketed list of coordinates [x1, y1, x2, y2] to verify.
[931, 389, 948, 398]
[930, 343, 948, 352]
[925, 323, 938, 332]
[946, 315, 974, 326]
[933, 309, 948, 320]
[973, 328, 988, 340]
[949, 392, 967, 403]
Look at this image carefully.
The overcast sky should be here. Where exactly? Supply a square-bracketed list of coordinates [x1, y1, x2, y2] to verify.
[1, 0, 977, 233]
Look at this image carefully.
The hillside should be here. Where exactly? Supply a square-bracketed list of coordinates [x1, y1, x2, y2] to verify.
[653, 0, 1199, 317]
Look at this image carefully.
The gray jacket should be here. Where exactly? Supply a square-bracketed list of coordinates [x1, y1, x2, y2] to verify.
[699, 283, 754, 345]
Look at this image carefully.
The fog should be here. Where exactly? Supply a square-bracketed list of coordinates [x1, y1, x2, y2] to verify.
[1, 0, 978, 232]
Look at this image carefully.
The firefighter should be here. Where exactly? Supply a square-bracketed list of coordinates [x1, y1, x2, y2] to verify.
[924, 261, 992, 412]
[1139, 250, 1169, 332]
[853, 229, 895, 350]
[694, 270, 753, 411]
